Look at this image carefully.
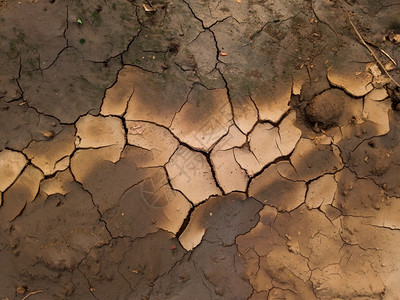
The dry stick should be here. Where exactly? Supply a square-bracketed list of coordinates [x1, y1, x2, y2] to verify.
[380, 48, 397, 66]
[348, 15, 400, 88]
[20, 290, 44, 300]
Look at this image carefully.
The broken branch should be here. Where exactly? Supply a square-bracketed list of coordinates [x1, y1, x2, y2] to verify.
[348, 14, 400, 88]
[21, 290, 44, 300]
[380, 48, 397, 66]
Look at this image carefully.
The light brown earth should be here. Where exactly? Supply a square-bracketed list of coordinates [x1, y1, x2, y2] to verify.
[1, 0, 400, 299]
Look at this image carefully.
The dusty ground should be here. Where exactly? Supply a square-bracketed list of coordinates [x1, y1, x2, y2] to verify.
[1, 0, 400, 299]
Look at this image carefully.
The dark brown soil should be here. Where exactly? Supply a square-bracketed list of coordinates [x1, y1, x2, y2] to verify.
[1, 0, 400, 299]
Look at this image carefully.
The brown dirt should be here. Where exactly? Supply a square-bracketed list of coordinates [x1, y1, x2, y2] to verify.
[1, 0, 400, 299]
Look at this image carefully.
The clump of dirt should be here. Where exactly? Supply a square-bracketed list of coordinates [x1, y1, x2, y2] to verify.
[305, 89, 345, 129]
[388, 85, 400, 110]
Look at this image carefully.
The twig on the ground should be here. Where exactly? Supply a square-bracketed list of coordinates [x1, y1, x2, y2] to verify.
[348, 14, 400, 87]
[20, 290, 44, 300]
[380, 48, 397, 66]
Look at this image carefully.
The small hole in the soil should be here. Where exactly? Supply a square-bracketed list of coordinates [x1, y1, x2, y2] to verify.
[168, 40, 180, 54]
[393, 102, 400, 111]
[368, 141, 375, 148]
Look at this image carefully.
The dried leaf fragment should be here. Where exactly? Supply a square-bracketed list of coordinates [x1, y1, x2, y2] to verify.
[16, 286, 26, 294]
[43, 131, 54, 138]
[385, 61, 396, 71]
[143, 3, 156, 12]
[388, 33, 400, 44]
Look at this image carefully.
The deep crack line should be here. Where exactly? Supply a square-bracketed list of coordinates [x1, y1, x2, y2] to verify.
[175, 206, 195, 239]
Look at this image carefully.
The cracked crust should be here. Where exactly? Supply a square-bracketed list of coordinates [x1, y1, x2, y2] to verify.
[1, 0, 400, 299]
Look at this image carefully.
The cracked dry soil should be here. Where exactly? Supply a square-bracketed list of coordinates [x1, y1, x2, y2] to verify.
[1, 0, 400, 299]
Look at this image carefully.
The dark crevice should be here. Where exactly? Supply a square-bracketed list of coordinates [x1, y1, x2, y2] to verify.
[168, 84, 193, 128]
[248, 13, 301, 43]
[175, 206, 195, 238]
[76, 268, 100, 300]
[246, 149, 296, 194]
[258, 108, 292, 127]
[42, 5, 70, 71]
[23, 100, 65, 125]
[121, 62, 165, 74]
[0, 149, 31, 197]
[203, 151, 224, 194]
[311, 5, 339, 44]
[162, 164, 195, 207]
[68, 165, 115, 240]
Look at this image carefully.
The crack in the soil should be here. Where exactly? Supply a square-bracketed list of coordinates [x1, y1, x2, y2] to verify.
[248, 12, 301, 44]
[168, 84, 194, 128]
[0, 149, 30, 197]
[68, 165, 115, 240]
[2, 1, 400, 298]
[42, 5, 70, 71]
[244, 148, 297, 196]
[175, 206, 195, 239]
[77, 267, 100, 300]
[311, 5, 339, 45]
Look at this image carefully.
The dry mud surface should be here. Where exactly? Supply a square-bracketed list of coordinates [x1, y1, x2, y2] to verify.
[1, 0, 400, 299]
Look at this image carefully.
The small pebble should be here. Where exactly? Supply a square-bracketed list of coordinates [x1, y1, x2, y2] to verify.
[43, 131, 54, 138]
[16, 286, 26, 294]
[384, 61, 396, 71]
